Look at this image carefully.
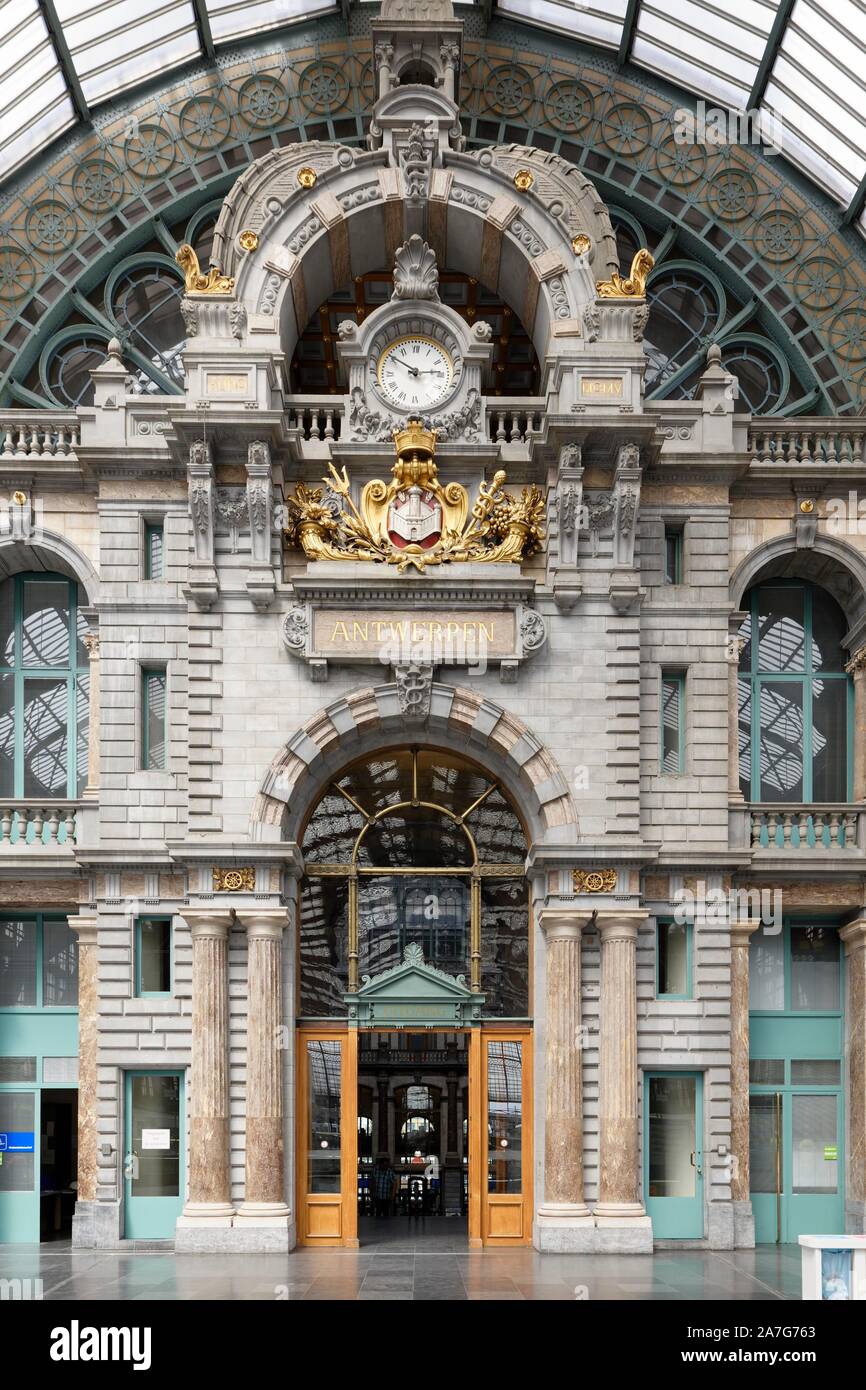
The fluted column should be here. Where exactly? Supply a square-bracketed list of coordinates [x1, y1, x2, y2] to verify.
[846, 647, 866, 801]
[178, 909, 234, 1225]
[68, 915, 98, 1203]
[538, 910, 593, 1233]
[840, 920, 866, 1229]
[236, 908, 291, 1223]
[727, 629, 745, 802]
[730, 921, 761, 1208]
[595, 912, 651, 1234]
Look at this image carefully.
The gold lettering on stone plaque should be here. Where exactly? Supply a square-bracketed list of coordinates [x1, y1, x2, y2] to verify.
[573, 868, 617, 893]
[580, 378, 624, 398]
[213, 867, 255, 892]
[206, 373, 249, 394]
[312, 609, 515, 661]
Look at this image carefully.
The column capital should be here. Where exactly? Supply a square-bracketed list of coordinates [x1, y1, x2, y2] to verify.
[840, 918, 866, 952]
[237, 907, 290, 939]
[596, 910, 648, 943]
[180, 908, 234, 939]
[67, 913, 98, 945]
[730, 918, 763, 949]
[845, 644, 866, 675]
[539, 907, 593, 940]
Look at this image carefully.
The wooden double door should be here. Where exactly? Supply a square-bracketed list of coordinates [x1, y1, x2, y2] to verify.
[296, 1027, 532, 1247]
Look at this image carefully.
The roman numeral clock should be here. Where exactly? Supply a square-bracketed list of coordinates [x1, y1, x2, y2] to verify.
[335, 235, 495, 446]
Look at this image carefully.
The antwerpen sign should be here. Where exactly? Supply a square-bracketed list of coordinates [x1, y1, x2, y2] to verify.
[281, 601, 547, 680]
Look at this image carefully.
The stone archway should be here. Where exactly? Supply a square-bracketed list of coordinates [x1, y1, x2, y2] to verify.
[0, 530, 100, 605]
[250, 681, 578, 847]
[730, 533, 866, 649]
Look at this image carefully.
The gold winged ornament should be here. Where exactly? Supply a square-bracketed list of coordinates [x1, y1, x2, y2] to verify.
[595, 247, 654, 299]
[284, 419, 545, 574]
[175, 243, 235, 295]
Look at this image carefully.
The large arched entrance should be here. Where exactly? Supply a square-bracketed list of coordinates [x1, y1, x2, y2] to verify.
[296, 746, 533, 1249]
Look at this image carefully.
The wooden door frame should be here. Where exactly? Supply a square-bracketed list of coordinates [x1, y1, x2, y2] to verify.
[296, 1024, 532, 1248]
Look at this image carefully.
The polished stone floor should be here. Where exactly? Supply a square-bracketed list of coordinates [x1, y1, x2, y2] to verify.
[0, 1221, 803, 1301]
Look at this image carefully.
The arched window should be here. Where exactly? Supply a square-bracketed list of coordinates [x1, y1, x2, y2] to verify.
[738, 581, 850, 804]
[299, 748, 528, 1019]
[0, 574, 89, 809]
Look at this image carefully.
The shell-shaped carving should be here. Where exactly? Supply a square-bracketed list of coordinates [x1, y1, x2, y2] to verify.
[392, 235, 439, 301]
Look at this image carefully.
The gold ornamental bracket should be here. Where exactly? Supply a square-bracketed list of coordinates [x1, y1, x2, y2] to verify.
[283, 416, 545, 574]
[595, 248, 654, 299]
[176, 243, 235, 295]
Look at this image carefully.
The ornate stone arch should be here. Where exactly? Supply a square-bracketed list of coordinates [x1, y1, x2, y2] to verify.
[0, 529, 99, 605]
[251, 681, 578, 847]
[730, 533, 866, 649]
[214, 140, 619, 374]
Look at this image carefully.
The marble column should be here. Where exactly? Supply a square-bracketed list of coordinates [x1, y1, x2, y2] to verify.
[177, 909, 234, 1228]
[594, 911, 652, 1248]
[536, 909, 594, 1249]
[840, 920, 866, 1231]
[845, 647, 866, 801]
[68, 915, 98, 1229]
[730, 920, 761, 1247]
[82, 631, 100, 800]
[236, 908, 291, 1226]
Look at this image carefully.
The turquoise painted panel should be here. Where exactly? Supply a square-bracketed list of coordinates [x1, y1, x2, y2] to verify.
[752, 1193, 778, 1244]
[1, 1011, 78, 1059]
[750, 1015, 842, 1059]
[0, 1191, 40, 1243]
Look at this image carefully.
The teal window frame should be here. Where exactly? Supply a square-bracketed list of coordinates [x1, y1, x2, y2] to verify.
[748, 920, 844, 1020]
[0, 913, 79, 1013]
[660, 670, 685, 774]
[655, 919, 693, 1000]
[738, 581, 853, 803]
[663, 526, 683, 584]
[144, 522, 165, 580]
[0, 572, 88, 801]
[141, 668, 167, 771]
[134, 916, 172, 998]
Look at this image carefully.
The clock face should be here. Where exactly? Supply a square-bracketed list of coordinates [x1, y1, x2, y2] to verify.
[376, 335, 454, 411]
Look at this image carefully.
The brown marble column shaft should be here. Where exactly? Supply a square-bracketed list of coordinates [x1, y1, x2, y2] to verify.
[237, 908, 290, 1221]
[730, 920, 761, 1201]
[539, 910, 593, 1218]
[595, 911, 649, 1219]
[728, 632, 746, 802]
[68, 914, 98, 1202]
[180, 909, 234, 1222]
[840, 920, 866, 1217]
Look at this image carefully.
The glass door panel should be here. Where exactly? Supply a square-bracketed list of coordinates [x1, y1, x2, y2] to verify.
[481, 1031, 531, 1244]
[297, 1031, 356, 1246]
[645, 1073, 703, 1238]
[123, 1071, 183, 1239]
[749, 1092, 781, 1243]
[787, 1092, 843, 1241]
[0, 1089, 38, 1242]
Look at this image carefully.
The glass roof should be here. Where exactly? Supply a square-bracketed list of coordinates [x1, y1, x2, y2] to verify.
[500, 0, 866, 234]
[2, 0, 866, 236]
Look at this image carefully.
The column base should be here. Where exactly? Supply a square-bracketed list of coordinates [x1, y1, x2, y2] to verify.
[534, 1204, 595, 1253]
[846, 1200, 866, 1235]
[593, 1205, 653, 1254]
[234, 1202, 292, 1226]
[72, 1199, 121, 1249]
[177, 1202, 235, 1226]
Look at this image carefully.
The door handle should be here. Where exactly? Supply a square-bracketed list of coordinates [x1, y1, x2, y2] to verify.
[690, 1151, 703, 1176]
[123, 1151, 140, 1181]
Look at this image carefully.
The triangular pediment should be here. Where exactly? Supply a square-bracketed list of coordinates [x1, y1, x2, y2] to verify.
[345, 944, 484, 1025]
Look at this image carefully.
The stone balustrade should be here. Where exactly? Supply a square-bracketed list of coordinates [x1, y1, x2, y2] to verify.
[747, 420, 866, 466]
[0, 801, 82, 846]
[749, 804, 865, 851]
[486, 400, 544, 443]
[287, 399, 343, 442]
[0, 413, 80, 458]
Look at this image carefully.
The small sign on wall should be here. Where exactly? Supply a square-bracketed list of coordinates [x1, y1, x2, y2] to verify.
[141, 1129, 171, 1151]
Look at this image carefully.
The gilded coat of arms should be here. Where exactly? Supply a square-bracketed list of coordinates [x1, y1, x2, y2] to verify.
[283, 419, 544, 574]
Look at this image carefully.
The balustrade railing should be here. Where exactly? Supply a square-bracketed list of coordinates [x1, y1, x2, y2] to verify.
[0, 801, 81, 847]
[487, 400, 545, 443]
[749, 804, 864, 851]
[287, 400, 343, 441]
[0, 413, 80, 459]
[747, 420, 866, 466]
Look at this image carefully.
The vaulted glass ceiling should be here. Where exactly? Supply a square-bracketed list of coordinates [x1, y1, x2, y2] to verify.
[3, 0, 866, 237]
